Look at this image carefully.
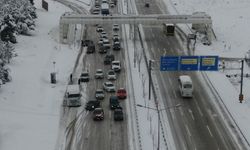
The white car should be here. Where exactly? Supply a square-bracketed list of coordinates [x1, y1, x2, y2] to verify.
[103, 38, 111, 48]
[113, 24, 119, 31]
[98, 38, 104, 46]
[110, 2, 115, 7]
[111, 61, 121, 72]
[103, 81, 116, 92]
[96, 26, 104, 32]
[100, 31, 108, 38]
[107, 70, 116, 80]
[95, 69, 104, 79]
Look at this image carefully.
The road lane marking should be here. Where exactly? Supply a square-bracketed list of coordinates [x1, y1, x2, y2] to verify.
[206, 125, 214, 137]
[185, 124, 191, 136]
[173, 90, 177, 98]
[194, 99, 203, 117]
[163, 48, 167, 56]
[170, 109, 176, 120]
[188, 109, 195, 120]
[180, 108, 184, 116]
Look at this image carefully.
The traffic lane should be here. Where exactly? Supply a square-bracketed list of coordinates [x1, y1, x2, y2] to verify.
[77, 24, 128, 150]
[143, 26, 238, 149]
[136, 0, 239, 149]
[191, 73, 239, 149]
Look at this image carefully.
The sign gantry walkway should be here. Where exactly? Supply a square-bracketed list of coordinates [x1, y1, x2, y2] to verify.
[59, 13, 213, 44]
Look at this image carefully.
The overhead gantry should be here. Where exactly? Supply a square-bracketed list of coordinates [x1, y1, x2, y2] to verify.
[59, 13, 213, 44]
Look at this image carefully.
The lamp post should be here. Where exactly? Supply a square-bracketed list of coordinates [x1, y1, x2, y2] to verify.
[137, 103, 181, 150]
[239, 59, 244, 103]
[148, 60, 154, 100]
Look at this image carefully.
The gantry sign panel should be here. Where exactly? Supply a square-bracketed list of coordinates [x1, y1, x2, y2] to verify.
[160, 56, 218, 71]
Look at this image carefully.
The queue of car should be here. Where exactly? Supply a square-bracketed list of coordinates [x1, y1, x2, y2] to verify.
[81, 24, 125, 122]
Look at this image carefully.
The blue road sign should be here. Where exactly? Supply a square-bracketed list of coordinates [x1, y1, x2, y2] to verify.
[200, 56, 219, 71]
[180, 56, 199, 71]
[160, 56, 179, 71]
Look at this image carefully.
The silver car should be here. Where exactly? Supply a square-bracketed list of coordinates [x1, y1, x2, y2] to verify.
[107, 70, 116, 80]
[103, 81, 116, 92]
[95, 69, 104, 79]
[95, 89, 105, 100]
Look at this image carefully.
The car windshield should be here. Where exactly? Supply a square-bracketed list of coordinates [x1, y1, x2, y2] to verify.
[97, 70, 103, 74]
[184, 84, 192, 88]
[115, 110, 122, 114]
[108, 71, 115, 75]
[113, 62, 120, 66]
[96, 90, 103, 94]
[81, 73, 88, 76]
[106, 83, 113, 87]
[118, 90, 125, 93]
[94, 109, 103, 114]
[68, 94, 81, 98]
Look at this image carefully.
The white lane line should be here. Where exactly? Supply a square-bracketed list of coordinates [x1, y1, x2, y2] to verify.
[173, 90, 177, 98]
[185, 124, 192, 137]
[170, 109, 176, 120]
[163, 48, 167, 56]
[157, 47, 160, 53]
[194, 99, 203, 117]
[180, 108, 184, 116]
[206, 125, 214, 137]
[188, 109, 195, 120]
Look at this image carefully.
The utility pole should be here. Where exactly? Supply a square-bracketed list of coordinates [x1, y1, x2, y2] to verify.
[156, 101, 160, 150]
[148, 60, 152, 100]
[239, 59, 244, 103]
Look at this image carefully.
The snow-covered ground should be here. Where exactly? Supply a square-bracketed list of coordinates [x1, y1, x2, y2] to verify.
[1, 0, 250, 150]
[0, 1, 80, 150]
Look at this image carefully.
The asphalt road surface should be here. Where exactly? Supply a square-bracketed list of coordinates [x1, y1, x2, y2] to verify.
[135, 0, 243, 150]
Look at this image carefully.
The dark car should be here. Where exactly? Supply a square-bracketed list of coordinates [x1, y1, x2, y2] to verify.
[87, 43, 95, 53]
[99, 46, 108, 54]
[114, 108, 124, 121]
[104, 54, 115, 65]
[109, 95, 120, 110]
[82, 40, 94, 47]
[93, 108, 104, 121]
[85, 100, 100, 111]
[79, 71, 89, 82]
[113, 41, 121, 51]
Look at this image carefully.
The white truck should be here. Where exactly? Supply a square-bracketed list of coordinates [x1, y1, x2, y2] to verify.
[65, 84, 81, 107]
[101, 3, 109, 15]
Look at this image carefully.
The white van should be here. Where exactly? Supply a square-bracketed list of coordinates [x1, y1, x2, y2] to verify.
[65, 85, 81, 106]
[178, 75, 193, 98]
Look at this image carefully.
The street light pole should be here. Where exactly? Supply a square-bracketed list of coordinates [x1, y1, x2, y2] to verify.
[239, 59, 244, 103]
[149, 60, 152, 100]
[156, 101, 160, 150]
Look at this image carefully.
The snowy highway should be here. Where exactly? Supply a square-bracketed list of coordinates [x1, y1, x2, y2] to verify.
[135, 0, 246, 150]
[57, 0, 246, 150]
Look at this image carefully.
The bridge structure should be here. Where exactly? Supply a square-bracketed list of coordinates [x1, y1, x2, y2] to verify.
[59, 12, 213, 44]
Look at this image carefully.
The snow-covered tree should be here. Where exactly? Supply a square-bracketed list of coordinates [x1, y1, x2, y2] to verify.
[0, 0, 36, 84]
[0, 0, 37, 41]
